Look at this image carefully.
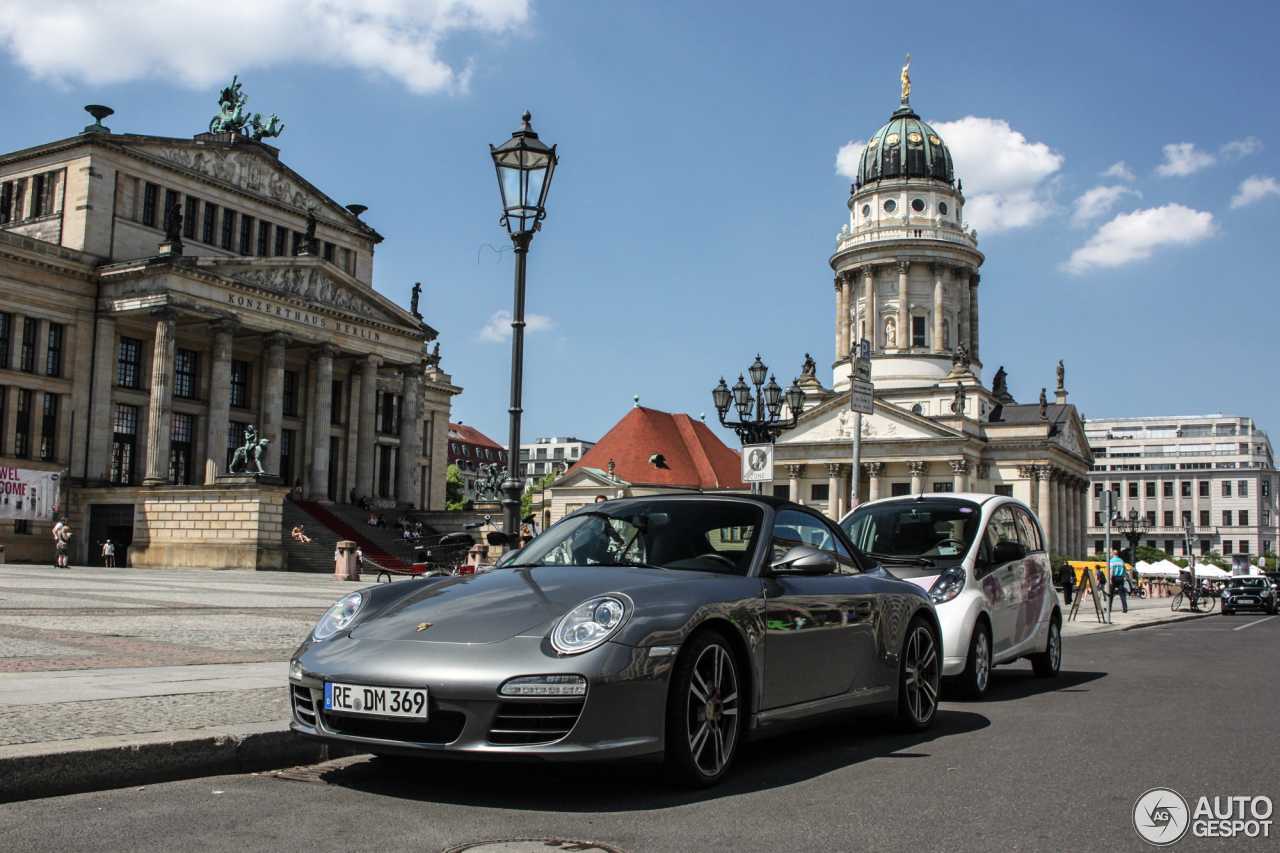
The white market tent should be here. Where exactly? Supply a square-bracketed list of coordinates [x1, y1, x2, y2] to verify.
[1190, 565, 1230, 579]
[1138, 560, 1181, 577]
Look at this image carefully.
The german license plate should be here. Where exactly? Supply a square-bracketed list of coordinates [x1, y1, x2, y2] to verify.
[324, 682, 428, 719]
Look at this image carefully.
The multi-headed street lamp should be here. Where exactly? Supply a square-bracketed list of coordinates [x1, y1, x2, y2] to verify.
[490, 111, 558, 547]
[1114, 507, 1152, 566]
[711, 355, 807, 445]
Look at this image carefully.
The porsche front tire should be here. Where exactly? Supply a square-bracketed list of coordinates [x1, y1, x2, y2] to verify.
[660, 629, 742, 788]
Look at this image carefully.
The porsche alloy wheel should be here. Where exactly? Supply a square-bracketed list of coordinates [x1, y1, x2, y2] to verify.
[897, 619, 940, 731]
[663, 631, 741, 787]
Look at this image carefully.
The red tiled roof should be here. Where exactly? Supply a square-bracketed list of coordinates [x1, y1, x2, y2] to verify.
[448, 423, 503, 450]
[572, 407, 745, 489]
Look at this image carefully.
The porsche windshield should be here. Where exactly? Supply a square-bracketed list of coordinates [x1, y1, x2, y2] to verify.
[510, 499, 764, 575]
[841, 499, 982, 569]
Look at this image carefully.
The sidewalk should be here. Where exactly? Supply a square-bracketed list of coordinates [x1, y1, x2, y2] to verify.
[0, 564, 364, 801]
[1061, 588, 1214, 636]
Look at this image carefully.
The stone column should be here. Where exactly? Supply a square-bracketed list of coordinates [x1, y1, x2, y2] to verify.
[908, 460, 929, 496]
[308, 344, 340, 500]
[959, 277, 971, 359]
[1078, 481, 1088, 557]
[950, 458, 971, 493]
[397, 364, 422, 505]
[1056, 473, 1067, 555]
[86, 313, 117, 481]
[1037, 465, 1054, 550]
[969, 272, 981, 363]
[260, 332, 290, 477]
[896, 260, 910, 351]
[834, 276, 847, 361]
[204, 319, 238, 483]
[142, 308, 180, 486]
[864, 267, 877, 351]
[865, 462, 883, 502]
[1019, 465, 1038, 513]
[355, 354, 383, 500]
[785, 464, 805, 505]
[825, 463, 846, 519]
[931, 263, 946, 353]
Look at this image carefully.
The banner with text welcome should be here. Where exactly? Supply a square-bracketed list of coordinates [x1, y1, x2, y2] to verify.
[0, 468, 61, 519]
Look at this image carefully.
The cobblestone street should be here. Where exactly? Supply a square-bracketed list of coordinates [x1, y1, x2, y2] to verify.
[0, 565, 349, 745]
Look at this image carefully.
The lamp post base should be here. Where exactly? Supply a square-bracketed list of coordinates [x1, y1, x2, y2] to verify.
[500, 479, 523, 552]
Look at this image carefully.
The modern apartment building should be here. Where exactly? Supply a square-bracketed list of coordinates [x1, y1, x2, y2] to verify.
[515, 436, 596, 480]
[1084, 415, 1276, 558]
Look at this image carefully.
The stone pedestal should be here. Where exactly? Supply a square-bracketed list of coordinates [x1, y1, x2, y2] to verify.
[335, 540, 360, 581]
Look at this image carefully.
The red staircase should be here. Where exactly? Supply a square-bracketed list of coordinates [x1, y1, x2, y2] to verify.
[290, 499, 406, 569]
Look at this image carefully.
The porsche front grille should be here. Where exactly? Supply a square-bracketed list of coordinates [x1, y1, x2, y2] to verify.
[488, 701, 585, 745]
[319, 709, 467, 744]
[292, 685, 316, 727]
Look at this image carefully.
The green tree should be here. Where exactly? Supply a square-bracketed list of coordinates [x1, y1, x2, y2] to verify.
[445, 464, 469, 511]
[521, 468, 558, 521]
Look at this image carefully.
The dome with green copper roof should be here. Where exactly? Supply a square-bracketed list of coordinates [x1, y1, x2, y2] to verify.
[857, 104, 953, 187]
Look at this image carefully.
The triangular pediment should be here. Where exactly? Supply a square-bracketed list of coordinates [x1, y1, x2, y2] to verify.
[557, 466, 629, 488]
[1053, 410, 1093, 462]
[780, 395, 960, 444]
[122, 138, 374, 237]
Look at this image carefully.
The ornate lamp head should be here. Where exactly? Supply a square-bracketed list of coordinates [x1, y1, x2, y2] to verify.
[748, 355, 768, 388]
[490, 111, 558, 236]
[763, 375, 783, 417]
[712, 378, 732, 415]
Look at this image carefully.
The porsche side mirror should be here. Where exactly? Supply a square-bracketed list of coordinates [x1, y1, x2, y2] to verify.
[992, 541, 1026, 564]
[771, 545, 837, 576]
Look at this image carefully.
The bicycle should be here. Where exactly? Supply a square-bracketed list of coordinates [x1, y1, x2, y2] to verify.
[1170, 581, 1217, 613]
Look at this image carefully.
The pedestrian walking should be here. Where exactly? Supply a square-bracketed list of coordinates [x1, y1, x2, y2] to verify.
[293, 476, 302, 499]
[101, 539, 115, 568]
[1094, 566, 1106, 599]
[54, 518, 71, 568]
[1108, 547, 1128, 615]
[1059, 562, 1075, 605]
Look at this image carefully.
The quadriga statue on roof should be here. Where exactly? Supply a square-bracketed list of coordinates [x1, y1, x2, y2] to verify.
[209, 76, 284, 140]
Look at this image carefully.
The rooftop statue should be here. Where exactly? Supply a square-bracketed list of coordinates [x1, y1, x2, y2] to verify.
[208, 76, 284, 140]
[901, 54, 911, 103]
[801, 353, 816, 377]
[163, 201, 183, 242]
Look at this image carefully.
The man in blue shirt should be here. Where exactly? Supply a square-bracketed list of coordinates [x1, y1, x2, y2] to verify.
[1108, 547, 1129, 615]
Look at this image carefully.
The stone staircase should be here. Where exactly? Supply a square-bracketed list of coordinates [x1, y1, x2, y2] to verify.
[289, 499, 408, 570]
[281, 500, 345, 574]
[322, 502, 440, 565]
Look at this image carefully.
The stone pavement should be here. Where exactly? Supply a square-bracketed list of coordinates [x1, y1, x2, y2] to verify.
[0, 565, 349, 746]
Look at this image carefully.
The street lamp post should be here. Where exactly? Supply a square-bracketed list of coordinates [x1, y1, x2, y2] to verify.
[1184, 518, 1198, 587]
[1114, 507, 1152, 568]
[490, 112, 558, 548]
[712, 357, 806, 494]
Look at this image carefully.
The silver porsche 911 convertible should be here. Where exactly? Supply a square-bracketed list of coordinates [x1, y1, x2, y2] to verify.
[289, 494, 941, 786]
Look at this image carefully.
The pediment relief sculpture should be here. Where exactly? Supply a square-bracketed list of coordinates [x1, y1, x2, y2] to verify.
[230, 268, 387, 320]
[153, 147, 323, 215]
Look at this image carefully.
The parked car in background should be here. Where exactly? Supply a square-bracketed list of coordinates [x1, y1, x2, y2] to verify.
[840, 493, 1062, 699]
[1221, 576, 1277, 615]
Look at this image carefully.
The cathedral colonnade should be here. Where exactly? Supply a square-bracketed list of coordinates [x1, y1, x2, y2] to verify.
[834, 263, 979, 367]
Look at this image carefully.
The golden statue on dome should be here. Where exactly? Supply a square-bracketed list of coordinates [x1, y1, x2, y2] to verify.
[901, 54, 912, 104]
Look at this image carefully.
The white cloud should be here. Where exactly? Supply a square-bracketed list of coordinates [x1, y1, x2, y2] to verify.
[928, 116, 1063, 232]
[834, 140, 867, 180]
[0, 0, 529, 92]
[1063, 204, 1216, 273]
[1102, 161, 1135, 182]
[476, 310, 557, 342]
[1230, 175, 1280, 209]
[1221, 137, 1263, 159]
[1070, 185, 1141, 226]
[1156, 143, 1215, 177]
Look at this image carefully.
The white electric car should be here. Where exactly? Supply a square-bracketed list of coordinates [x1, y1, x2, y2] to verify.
[840, 493, 1061, 699]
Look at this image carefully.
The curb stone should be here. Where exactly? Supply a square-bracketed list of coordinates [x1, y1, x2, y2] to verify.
[1066, 609, 1216, 635]
[0, 721, 367, 803]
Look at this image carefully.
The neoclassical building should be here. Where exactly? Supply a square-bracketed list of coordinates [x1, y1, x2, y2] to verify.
[0, 92, 460, 567]
[772, 79, 1094, 557]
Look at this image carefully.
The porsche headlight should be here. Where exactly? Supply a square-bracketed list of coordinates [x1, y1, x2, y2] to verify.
[551, 595, 631, 655]
[929, 567, 966, 604]
[313, 592, 364, 640]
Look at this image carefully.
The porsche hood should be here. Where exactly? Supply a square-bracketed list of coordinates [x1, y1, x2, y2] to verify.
[347, 566, 688, 644]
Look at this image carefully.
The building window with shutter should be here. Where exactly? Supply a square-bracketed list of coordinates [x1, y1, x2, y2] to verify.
[0, 313, 10, 370]
[111, 403, 138, 484]
[142, 183, 159, 227]
[169, 412, 194, 485]
[257, 221, 271, 256]
[331, 380, 343, 425]
[274, 226, 287, 256]
[282, 370, 297, 417]
[811, 483, 829, 502]
[14, 388, 30, 458]
[202, 203, 218, 243]
[229, 360, 250, 408]
[39, 392, 56, 460]
[20, 318, 37, 372]
[323, 241, 335, 262]
[162, 188, 180, 228]
[239, 214, 254, 254]
[221, 209, 236, 250]
[183, 196, 200, 239]
[174, 349, 197, 398]
[117, 337, 142, 388]
[45, 323, 62, 377]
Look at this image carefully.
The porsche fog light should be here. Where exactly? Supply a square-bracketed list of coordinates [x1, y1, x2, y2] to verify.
[313, 592, 364, 640]
[551, 595, 631, 654]
[929, 567, 966, 604]
[500, 675, 587, 696]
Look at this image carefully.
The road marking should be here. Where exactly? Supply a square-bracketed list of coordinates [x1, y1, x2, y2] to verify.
[1233, 615, 1277, 631]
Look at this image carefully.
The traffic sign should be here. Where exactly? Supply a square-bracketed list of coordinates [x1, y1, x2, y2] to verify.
[859, 338, 871, 362]
[849, 378, 874, 415]
[741, 443, 774, 483]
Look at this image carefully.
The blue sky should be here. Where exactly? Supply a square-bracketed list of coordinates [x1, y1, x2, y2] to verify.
[0, 1, 1277, 446]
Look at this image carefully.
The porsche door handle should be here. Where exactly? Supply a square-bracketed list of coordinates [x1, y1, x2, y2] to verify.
[854, 601, 873, 615]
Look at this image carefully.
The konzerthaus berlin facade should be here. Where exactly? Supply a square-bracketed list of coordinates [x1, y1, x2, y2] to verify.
[0, 101, 460, 568]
